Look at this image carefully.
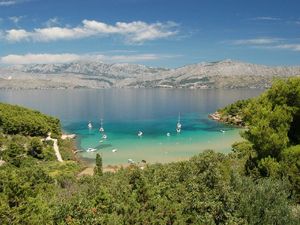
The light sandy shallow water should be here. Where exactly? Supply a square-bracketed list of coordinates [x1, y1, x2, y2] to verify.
[76, 124, 244, 166]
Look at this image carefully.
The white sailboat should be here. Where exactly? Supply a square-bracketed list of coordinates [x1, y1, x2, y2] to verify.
[99, 118, 104, 132]
[176, 113, 182, 133]
[138, 131, 143, 137]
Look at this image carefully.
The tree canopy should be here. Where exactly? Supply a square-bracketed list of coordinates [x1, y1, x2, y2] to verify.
[0, 103, 61, 137]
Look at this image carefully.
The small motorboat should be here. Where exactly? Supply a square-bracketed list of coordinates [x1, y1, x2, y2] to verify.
[166, 132, 171, 137]
[128, 158, 135, 164]
[102, 134, 107, 139]
[86, 147, 96, 152]
[88, 121, 92, 129]
[112, 149, 117, 153]
[138, 131, 143, 137]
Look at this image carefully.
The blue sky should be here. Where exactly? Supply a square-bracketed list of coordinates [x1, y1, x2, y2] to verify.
[0, 0, 300, 67]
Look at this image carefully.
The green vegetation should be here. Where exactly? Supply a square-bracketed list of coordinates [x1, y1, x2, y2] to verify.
[0, 78, 300, 224]
[58, 138, 77, 161]
[51, 152, 297, 224]
[220, 77, 300, 203]
[94, 153, 103, 176]
[0, 103, 61, 137]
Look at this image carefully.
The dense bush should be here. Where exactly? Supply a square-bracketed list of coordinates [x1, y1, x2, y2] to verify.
[222, 77, 300, 202]
[220, 98, 251, 117]
[0, 103, 61, 137]
[49, 151, 297, 224]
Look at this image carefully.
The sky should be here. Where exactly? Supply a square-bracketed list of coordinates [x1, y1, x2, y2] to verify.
[0, 0, 300, 68]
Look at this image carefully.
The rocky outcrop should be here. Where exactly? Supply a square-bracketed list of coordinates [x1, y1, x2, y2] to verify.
[209, 111, 245, 127]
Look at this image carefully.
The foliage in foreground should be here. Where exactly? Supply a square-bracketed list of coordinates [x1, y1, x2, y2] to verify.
[1, 150, 298, 225]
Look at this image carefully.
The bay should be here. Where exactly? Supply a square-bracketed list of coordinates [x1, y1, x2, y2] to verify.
[0, 88, 263, 166]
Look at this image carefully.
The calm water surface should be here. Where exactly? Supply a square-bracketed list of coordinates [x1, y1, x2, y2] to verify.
[0, 89, 263, 165]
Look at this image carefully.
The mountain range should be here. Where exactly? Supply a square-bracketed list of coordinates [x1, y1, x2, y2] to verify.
[0, 60, 299, 89]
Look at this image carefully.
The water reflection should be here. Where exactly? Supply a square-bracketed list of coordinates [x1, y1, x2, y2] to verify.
[0, 88, 263, 124]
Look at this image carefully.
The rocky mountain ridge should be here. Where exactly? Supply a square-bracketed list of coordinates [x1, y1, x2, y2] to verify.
[0, 60, 299, 89]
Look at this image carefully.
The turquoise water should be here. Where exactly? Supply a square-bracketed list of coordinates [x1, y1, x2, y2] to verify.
[0, 89, 263, 166]
[67, 113, 243, 165]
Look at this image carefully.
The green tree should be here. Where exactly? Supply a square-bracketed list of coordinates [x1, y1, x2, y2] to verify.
[0, 103, 61, 137]
[281, 145, 300, 202]
[28, 137, 44, 159]
[94, 153, 103, 176]
[5, 142, 25, 167]
[243, 99, 292, 159]
[258, 156, 281, 178]
[263, 78, 300, 145]
[236, 178, 296, 225]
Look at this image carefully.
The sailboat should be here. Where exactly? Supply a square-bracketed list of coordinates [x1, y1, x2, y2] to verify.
[99, 119, 104, 132]
[176, 113, 182, 133]
[87, 147, 96, 152]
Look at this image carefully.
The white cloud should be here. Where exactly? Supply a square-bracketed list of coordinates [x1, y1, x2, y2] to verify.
[44, 17, 60, 27]
[251, 16, 281, 21]
[0, 0, 17, 6]
[95, 54, 161, 62]
[0, 53, 81, 64]
[9, 16, 23, 24]
[273, 44, 300, 51]
[0, 0, 27, 6]
[4, 19, 179, 43]
[0, 53, 180, 64]
[227, 36, 300, 53]
[232, 38, 280, 45]
[6, 29, 30, 41]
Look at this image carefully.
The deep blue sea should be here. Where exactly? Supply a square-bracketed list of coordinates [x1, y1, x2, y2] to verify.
[0, 88, 262, 165]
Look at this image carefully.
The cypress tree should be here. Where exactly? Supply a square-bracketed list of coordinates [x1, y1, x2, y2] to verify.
[94, 153, 103, 176]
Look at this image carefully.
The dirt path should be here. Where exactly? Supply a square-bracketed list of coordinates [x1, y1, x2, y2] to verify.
[45, 135, 63, 162]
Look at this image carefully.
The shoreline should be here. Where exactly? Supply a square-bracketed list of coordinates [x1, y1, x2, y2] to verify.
[61, 133, 136, 174]
[62, 115, 244, 175]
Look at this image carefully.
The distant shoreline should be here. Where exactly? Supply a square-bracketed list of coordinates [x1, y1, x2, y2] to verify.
[0, 86, 268, 91]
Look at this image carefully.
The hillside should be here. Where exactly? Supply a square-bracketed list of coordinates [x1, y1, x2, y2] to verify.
[0, 103, 61, 137]
[0, 60, 299, 89]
